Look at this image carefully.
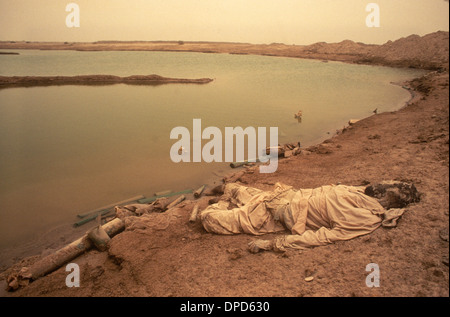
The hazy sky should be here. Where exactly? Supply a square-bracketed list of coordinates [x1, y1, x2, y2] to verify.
[0, 0, 448, 45]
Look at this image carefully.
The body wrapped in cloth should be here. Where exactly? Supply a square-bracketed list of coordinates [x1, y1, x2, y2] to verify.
[201, 182, 404, 251]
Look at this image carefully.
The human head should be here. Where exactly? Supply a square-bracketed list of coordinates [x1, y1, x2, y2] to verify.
[364, 181, 420, 209]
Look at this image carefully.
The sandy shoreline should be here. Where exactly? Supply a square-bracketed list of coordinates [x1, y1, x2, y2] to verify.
[0, 32, 448, 297]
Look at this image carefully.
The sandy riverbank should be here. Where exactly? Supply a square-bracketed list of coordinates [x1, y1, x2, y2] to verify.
[0, 32, 448, 297]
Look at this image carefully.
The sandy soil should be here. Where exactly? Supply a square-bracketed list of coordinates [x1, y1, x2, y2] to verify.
[0, 32, 448, 297]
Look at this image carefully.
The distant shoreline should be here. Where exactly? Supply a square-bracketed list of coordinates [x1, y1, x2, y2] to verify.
[0, 74, 213, 89]
[1, 31, 448, 71]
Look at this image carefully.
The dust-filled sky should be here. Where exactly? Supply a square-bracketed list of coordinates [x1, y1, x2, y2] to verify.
[0, 0, 448, 45]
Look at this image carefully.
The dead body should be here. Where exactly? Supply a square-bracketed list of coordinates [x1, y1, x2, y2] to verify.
[199, 181, 419, 252]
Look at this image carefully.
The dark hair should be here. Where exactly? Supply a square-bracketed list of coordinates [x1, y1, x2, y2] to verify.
[365, 181, 420, 209]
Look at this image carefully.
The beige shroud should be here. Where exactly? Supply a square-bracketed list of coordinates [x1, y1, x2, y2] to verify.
[201, 183, 393, 251]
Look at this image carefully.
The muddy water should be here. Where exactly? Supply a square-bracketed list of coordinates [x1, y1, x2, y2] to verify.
[0, 49, 424, 265]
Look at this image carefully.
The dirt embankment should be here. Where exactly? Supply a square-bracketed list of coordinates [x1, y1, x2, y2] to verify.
[0, 75, 213, 89]
[0, 32, 448, 297]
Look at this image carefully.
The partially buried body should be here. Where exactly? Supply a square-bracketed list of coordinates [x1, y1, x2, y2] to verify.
[198, 181, 420, 253]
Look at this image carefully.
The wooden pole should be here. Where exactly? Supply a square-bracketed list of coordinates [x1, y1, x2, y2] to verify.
[189, 204, 200, 222]
[28, 218, 125, 280]
[166, 195, 186, 210]
[193, 185, 206, 198]
[77, 195, 145, 218]
[138, 189, 193, 204]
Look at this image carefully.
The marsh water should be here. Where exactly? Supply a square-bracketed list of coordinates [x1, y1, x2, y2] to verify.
[0, 49, 424, 261]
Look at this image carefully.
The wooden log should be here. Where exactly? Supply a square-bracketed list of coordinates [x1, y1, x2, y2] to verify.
[28, 218, 124, 280]
[77, 195, 145, 218]
[224, 170, 245, 183]
[166, 195, 186, 209]
[73, 209, 111, 227]
[265, 146, 283, 157]
[154, 190, 172, 196]
[189, 204, 200, 222]
[193, 185, 206, 198]
[101, 210, 116, 219]
[138, 189, 193, 204]
[87, 226, 111, 252]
